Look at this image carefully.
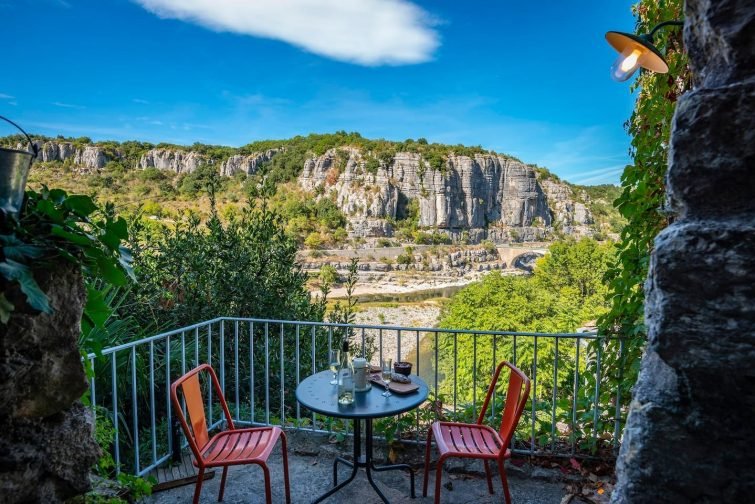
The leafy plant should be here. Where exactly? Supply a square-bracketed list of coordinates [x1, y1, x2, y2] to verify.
[0, 187, 134, 323]
[598, 0, 690, 397]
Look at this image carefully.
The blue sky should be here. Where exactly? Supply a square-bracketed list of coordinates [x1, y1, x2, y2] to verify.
[1, 0, 637, 185]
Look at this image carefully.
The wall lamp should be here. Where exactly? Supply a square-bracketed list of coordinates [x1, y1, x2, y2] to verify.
[605, 20, 684, 82]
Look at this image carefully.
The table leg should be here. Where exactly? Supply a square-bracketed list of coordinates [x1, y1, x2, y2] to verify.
[365, 419, 416, 499]
[311, 417, 416, 504]
[312, 419, 361, 504]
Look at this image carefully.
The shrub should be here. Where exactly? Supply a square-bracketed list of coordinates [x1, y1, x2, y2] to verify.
[304, 231, 324, 249]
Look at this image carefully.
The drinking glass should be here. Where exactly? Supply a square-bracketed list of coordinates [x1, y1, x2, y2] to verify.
[329, 350, 341, 385]
[381, 358, 392, 397]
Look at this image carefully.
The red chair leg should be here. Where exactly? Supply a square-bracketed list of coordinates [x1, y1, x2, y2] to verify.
[422, 428, 434, 497]
[433, 455, 446, 504]
[484, 460, 494, 494]
[193, 467, 205, 504]
[218, 466, 228, 501]
[499, 463, 512, 504]
[281, 432, 291, 504]
[262, 464, 272, 504]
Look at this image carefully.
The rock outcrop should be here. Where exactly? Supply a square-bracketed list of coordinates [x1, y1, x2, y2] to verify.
[0, 262, 100, 502]
[298, 148, 592, 241]
[139, 148, 208, 174]
[35, 141, 110, 170]
[611, 1, 755, 502]
[220, 149, 280, 176]
[22, 139, 595, 242]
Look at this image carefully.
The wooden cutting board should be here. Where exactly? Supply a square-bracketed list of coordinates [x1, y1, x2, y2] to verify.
[369, 372, 419, 394]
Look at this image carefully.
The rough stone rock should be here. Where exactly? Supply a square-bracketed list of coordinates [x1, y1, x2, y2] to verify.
[0, 403, 99, 502]
[667, 83, 755, 220]
[684, 0, 755, 89]
[0, 262, 99, 502]
[36, 141, 111, 170]
[139, 148, 209, 173]
[540, 180, 593, 226]
[220, 149, 280, 176]
[611, 1, 755, 502]
[298, 148, 592, 240]
[0, 263, 88, 417]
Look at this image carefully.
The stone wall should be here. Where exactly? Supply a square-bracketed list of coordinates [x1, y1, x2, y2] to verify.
[611, 1, 755, 502]
[0, 262, 99, 502]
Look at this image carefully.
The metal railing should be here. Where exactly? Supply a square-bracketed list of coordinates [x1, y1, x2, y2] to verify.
[85, 317, 626, 478]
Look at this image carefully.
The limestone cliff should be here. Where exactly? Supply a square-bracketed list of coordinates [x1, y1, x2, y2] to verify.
[298, 148, 592, 240]
[138, 148, 209, 174]
[21, 139, 595, 242]
[220, 149, 280, 176]
[34, 141, 111, 171]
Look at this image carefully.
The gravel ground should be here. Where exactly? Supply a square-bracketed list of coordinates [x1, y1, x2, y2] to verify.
[146, 430, 569, 504]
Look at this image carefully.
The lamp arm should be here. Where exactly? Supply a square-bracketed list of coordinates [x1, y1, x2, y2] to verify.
[648, 20, 684, 39]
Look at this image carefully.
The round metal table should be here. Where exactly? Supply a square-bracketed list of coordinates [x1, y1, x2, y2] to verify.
[296, 370, 429, 503]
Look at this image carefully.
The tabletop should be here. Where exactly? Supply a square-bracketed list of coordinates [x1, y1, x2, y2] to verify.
[295, 370, 429, 419]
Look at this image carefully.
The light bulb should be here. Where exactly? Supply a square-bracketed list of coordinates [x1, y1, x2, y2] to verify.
[611, 47, 644, 82]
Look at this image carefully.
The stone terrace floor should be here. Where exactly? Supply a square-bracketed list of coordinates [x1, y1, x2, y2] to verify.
[145, 430, 578, 504]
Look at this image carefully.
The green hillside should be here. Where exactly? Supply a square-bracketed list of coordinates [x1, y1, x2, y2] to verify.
[10, 131, 624, 244]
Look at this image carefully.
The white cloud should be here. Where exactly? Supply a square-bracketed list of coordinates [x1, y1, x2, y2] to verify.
[0, 93, 14, 99]
[52, 101, 85, 109]
[133, 0, 439, 65]
[132, 98, 150, 104]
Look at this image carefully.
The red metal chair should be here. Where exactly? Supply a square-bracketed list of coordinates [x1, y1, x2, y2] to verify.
[422, 361, 531, 504]
[171, 364, 291, 504]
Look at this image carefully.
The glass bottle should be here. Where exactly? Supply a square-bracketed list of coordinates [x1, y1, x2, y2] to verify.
[337, 341, 355, 405]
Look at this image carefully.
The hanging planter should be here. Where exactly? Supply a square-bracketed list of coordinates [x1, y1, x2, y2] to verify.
[0, 116, 38, 220]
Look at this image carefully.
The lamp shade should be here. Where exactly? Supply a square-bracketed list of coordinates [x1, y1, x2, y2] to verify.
[605, 31, 669, 81]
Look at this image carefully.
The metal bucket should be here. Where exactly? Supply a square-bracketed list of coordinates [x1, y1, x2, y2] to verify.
[0, 116, 38, 218]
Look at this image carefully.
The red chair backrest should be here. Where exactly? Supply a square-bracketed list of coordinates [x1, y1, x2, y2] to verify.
[170, 364, 235, 459]
[477, 361, 531, 449]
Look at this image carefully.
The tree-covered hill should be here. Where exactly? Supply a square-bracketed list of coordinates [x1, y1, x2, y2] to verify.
[8, 131, 625, 246]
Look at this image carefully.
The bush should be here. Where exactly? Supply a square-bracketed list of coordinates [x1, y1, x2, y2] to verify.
[481, 240, 496, 254]
[141, 200, 162, 217]
[304, 231, 324, 249]
[127, 196, 325, 328]
[138, 167, 167, 182]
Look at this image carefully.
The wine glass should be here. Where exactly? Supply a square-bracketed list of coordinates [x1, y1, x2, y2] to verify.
[381, 358, 392, 397]
[329, 349, 341, 385]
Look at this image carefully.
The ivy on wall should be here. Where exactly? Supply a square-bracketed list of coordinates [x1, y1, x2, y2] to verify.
[598, 0, 690, 373]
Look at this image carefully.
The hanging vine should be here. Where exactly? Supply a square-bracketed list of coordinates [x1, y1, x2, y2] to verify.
[598, 0, 691, 379]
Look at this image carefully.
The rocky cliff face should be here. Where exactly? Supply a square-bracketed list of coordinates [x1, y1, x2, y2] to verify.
[138, 148, 209, 174]
[34, 141, 110, 171]
[220, 149, 280, 176]
[25, 139, 594, 242]
[298, 148, 592, 240]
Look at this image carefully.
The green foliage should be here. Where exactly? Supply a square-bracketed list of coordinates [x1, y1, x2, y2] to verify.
[598, 0, 690, 378]
[269, 185, 347, 246]
[0, 188, 133, 323]
[436, 238, 615, 452]
[412, 230, 451, 245]
[85, 407, 154, 504]
[93, 407, 117, 476]
[116, 473, 155, 500]
[179, 164, 225, 197]
[396, 246, 414, 265]
[318, 264, 338, 289]
[127, 196, 324, 329]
